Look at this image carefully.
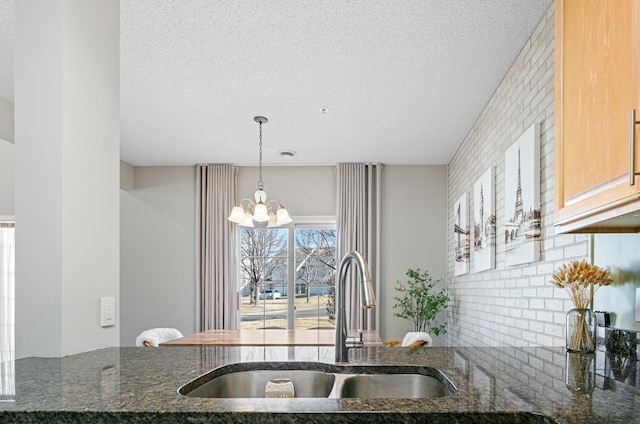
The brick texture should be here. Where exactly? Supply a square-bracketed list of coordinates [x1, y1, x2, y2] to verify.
[447, 6, 590, 347]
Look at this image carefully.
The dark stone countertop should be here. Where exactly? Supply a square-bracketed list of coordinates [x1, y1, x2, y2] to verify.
[0, 344, 638, 423]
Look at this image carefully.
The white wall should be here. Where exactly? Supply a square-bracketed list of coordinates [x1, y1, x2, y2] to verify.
[120, 164, 447, 343]
[14, 1, 120, 358]
[238, 166, 336, 217]
[447, 6, 592, 347]
[380, 166, 448, 344]
[0, 140, 13, 216]
[120, 165, 336, 345]
[120, 167, 196, 346]
[0, 97, 14, 144]
[447, 4, 639, 347]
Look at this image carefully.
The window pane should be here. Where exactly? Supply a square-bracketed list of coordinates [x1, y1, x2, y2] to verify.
[239, 228, 289, 329]
[294, 228, 336, 329]
[237, 224, 337, 330]
[0, 222, 15, 400]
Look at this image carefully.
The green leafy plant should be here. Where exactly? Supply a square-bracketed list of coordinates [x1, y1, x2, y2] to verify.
[392, 268, 450, 335]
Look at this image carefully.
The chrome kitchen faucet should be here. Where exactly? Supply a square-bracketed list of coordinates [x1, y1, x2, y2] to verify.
[335, 251, 376, 363]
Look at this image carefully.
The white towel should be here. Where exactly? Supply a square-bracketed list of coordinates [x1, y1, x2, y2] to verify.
[401, 331, 432, 347]
[135, 328, 183, 347]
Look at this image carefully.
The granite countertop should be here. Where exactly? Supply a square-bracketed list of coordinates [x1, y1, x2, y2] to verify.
[0, 344, 638, 423]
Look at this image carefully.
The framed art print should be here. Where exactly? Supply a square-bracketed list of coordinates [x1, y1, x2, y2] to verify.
[473, 167, 495, 272]
[453, 192, 470, 276]
[503, 123, 541, 266]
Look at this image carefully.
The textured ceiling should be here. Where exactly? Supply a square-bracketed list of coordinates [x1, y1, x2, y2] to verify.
[0, 0, 553, 166]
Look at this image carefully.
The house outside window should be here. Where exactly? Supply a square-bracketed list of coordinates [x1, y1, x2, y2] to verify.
[238, 222, 336, 329]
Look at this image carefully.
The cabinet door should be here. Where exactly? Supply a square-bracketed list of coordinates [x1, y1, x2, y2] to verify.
[554, 0, 640, 233]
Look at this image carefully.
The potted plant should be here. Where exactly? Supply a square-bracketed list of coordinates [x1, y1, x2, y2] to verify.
[392, 268, 450, 335]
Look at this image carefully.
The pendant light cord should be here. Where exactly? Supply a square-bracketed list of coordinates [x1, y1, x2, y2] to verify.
[257, 120, 264, 191]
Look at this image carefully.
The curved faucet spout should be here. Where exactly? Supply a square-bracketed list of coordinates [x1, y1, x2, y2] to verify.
[335, 251, 376, 363]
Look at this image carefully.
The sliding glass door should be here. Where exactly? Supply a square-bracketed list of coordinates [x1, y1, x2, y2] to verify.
[238, 222, 336, 329]
[238, 227, 289, 328]
[293, 226, 336, 329]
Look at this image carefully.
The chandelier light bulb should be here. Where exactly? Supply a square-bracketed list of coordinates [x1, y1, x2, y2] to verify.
[253, 202, 269, 222]
[228, 206, 245, 224]
[276, 207, 292, 225]
[240, 212, 254, 227]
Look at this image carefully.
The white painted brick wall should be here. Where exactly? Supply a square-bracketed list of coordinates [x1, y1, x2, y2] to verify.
[447, 6, 591, 347]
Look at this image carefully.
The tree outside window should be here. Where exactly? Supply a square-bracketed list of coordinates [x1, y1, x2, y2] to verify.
[238, 225, 336, 329]
[239, 228, 287, 306]
[295, 229, 336, 322]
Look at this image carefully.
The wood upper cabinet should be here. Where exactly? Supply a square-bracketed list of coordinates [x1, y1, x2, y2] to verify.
[554, 0, 640, 233]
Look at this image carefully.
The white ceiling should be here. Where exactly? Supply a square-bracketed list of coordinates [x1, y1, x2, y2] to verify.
[0, 0, 553, 166]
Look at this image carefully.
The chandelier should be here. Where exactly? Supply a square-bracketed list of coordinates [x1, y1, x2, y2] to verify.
[227, 116, 292, 228]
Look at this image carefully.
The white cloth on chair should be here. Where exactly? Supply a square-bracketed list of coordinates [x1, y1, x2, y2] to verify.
[135, 328, 183, 347]
[401, 331, 432, 347]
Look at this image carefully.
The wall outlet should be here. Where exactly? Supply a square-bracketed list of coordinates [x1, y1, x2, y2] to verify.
[101, 297, 115, 327]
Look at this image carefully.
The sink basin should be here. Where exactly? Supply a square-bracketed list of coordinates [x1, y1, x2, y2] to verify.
[339, 373, 451, 398]
[181, 369, 335, 398]
[179, 362, 456, 399]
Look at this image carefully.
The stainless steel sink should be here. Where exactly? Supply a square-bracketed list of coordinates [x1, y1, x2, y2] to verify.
[338, 373, 452, 398]
[181, 369, 335, 398]
[179, 362, 456, 399]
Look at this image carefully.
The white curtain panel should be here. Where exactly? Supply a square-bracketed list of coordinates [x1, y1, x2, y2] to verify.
[196, 165, 239, 331]
[336, 163, 383, 332]
[0, 223, 15, 367]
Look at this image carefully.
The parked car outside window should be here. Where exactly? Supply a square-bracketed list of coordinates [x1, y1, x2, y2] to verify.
[259, 289, 282, 300]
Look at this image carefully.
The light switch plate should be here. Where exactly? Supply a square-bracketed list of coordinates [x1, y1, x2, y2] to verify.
[101, 297, 115, 327]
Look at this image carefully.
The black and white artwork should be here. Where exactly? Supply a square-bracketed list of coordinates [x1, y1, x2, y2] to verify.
[473, 167, 495, 272]
[503, 123, 541, 266]
[453, 192, 470, 276]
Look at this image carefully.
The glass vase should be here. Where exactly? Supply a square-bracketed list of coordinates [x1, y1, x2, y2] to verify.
[565, 352, 595, 394]
[566, 308, 596, 352]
